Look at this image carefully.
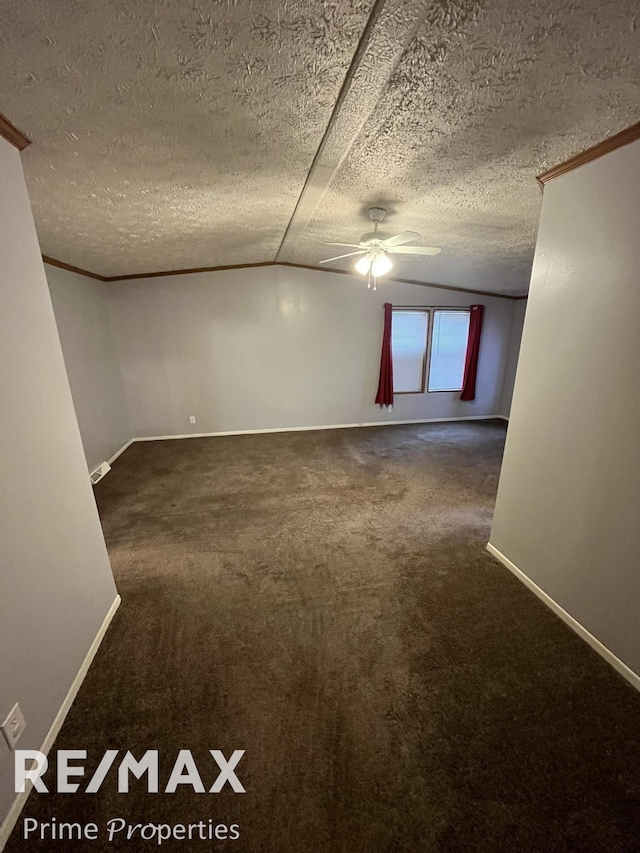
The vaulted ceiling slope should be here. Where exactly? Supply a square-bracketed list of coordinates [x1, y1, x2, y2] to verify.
[0, 0, 638, 294]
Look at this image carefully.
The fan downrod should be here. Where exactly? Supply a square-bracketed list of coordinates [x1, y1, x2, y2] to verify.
[360, 207, 389, 244]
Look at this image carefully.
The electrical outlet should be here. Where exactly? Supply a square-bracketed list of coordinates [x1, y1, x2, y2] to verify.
[189, 416, 196, 424]
[2, 703, 26, 751]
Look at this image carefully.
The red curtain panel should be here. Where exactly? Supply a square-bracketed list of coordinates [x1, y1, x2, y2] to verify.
[375, 302, 394, 408]
[460, 304, 484, 401]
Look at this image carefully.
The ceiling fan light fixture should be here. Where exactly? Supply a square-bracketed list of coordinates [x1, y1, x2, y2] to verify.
[371, 252, 393, 277]
[320, 207, 441, 285]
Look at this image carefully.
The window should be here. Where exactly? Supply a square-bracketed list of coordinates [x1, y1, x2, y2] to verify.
[391, 310, 429, 393]
[390, 307, 472, 395]
[427, 309, 470, 392]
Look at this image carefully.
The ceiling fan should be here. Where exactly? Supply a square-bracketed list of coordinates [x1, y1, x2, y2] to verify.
[319, 207, 441, 289]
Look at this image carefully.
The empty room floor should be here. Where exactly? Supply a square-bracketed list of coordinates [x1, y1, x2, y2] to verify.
[9, 421, 640, 852]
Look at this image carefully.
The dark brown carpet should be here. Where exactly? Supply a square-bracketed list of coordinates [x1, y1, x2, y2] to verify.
[8, 421, 640, 852]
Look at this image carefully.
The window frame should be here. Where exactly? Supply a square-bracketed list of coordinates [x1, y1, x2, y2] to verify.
[426, 308, 471, 394]
[390, 306, 472, 396]
[391, 308, 430, 395]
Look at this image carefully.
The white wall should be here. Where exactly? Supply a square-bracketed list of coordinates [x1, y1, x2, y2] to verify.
[47, 265, 130, 471]
[499, 298, 527, 417]
[0, 138, 118, 836]
[108, 265, 516, 437]
[490, 139, 640, 676]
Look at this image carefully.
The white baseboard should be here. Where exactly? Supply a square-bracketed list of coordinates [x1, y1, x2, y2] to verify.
[107, 438, 134, 465]
[91, 417, 508, 459]
[134, 415, 504, 443]
[0, 595, 121, 851]
[486, 543, 640, 693]
[495, 415, 509, 421]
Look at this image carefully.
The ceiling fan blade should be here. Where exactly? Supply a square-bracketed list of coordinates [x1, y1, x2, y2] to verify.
[382, 230, 422, 247]
[388, 245, 441, 256]
[324, 242, 363, 248]
[319, 251, 366, 264]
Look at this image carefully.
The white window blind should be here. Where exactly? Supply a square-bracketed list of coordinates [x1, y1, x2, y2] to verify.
[427, 310, 470, 392]
[391, 310, 429, 393]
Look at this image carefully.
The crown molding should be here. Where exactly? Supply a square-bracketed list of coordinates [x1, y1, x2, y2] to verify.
[42, 256, 107, 281]
[537, 120, 640, 188]
[0, 112, 31, 151]
[42, 256, 524, 300]
[104, 261, 277, 281]
[277, 262, 524, 300]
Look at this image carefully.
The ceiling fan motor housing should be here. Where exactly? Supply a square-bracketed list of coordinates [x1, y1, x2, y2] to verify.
[360, 230, 390, 244]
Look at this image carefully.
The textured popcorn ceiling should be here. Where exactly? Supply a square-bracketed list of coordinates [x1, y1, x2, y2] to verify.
[0, 0, 638, 293]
